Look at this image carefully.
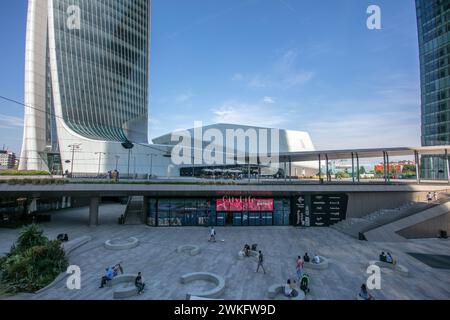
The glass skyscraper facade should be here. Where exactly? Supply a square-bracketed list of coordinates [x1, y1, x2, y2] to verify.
[20, 0, 151, 172]
[416, 0, 450, 179]
[52, 0, 149, 142]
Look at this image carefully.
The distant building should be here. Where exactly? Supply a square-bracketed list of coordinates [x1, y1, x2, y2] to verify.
[0, 150, 16, 169]
[416, 0, 450, 179]
[374, 161, 416, 175]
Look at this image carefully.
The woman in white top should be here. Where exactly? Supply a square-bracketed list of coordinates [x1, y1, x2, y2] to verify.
[313, 255, 321, 264]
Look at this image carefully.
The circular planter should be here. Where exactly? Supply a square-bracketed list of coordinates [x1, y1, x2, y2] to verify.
[104, 237, 139, 250]
[177, 245, 201, 256]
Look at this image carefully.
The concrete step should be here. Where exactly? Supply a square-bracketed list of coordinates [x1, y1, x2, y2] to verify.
[364, 201, 450, 242]
[124, 196, 144, 225]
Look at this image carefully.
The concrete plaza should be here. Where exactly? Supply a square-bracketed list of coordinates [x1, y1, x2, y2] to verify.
[0, 204, 449, 300]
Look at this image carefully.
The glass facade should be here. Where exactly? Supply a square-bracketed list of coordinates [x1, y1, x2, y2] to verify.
[416, 0, 450, 178]
[146, 198, 292, 227]
[50, 0, 149, 143]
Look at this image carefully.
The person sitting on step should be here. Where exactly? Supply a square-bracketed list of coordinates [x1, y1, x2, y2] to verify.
[386, 252, 396, 265]
[99, 267, 114, 288]
[284, 279, 299, 298]
[359, 284, 374, 300]
[243, 244, 251, 257]
[303, 252, 310, 263]
[312, 254, 321, 264]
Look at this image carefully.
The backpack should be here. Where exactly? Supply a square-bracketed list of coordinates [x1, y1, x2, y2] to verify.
[300, 275, 309, 289]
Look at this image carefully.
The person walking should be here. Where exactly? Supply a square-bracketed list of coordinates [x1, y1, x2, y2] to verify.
[135, 272, 145, 294]
[208, 227, 216, 242]
[427, 192, 433, 203]
[256, 250, 266, 274]
[296, 256, 304, 280]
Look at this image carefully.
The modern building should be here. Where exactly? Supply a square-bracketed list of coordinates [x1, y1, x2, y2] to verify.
[416, 0, 450, 179]
[153, 123, 319, 178]
[19, 0, 173, 176]
[0, 150, 16, 170]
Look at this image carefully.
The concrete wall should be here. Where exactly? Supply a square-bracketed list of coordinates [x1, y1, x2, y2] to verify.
[346, 191, 431, 219]
[397, 212, 450, 239]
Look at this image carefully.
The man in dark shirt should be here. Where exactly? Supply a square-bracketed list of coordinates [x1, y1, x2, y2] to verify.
[303, 252, 310, 263]
[135, 272, 145, 294]
[256, 251, 266, 274]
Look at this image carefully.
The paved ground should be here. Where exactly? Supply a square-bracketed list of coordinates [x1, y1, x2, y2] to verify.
[0, 204, 449, 300]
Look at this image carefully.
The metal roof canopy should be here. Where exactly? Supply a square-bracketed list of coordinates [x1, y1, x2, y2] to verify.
[232, 146, 450, 163]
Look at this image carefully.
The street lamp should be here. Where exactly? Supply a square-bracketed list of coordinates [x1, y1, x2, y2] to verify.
[94, 152, 106, 177]
[121, 141, 134, 179]
[68, 143, 81, 176]
[147, 154, 156, 179]
[115, 155, 120, 171]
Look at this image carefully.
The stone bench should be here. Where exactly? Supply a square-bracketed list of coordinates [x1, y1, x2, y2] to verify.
[268, 284, 305, 300]
[104, 237, 139, 250]
[180, 272, 225, 299]
[368, 260, 409, 277]
[104, 274, 140, 299]
[188, 295, 224, 300]
[113, 283, 139, 299]
[237, 250, 259, 260]
[304, 256, 329, 270]
[177, 245, 201, 256]
[106, 274, 136, 287]
[61, 236, 92, 256]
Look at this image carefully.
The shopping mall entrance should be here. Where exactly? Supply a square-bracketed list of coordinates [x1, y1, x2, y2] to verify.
[145, 194, 348, 227]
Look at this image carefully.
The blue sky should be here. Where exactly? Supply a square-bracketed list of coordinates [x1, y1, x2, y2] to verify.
[0, 0, 420, 155]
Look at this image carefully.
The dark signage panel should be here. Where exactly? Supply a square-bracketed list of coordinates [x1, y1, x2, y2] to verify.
[293, 194, 348, 227]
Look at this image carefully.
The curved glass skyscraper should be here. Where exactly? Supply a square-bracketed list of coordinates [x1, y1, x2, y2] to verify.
[20, 0, 152, 173]
[416, 0, 450, 179]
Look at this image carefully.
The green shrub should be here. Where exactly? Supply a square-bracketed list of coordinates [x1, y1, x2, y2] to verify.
[0, 225, 68, 293]
[0, 170, 50, 176]
[15, 224, 48, 253]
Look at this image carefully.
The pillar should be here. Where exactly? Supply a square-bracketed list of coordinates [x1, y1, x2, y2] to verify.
[383, 151, 387, 183]
[356, 153, 360, 183]
[446, 149, 450, 185]
[143, 196, 149, 224]
[318, 154, 322, 183]
[351, 153, 355, 183]
[89, 197, 100, 226]
[289, 157, 292, 182]
[386, 152, 390, 183]
[415, 151, 420, 184]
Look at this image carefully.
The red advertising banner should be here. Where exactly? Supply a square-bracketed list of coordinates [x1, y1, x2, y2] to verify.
[216, 198, 274, 212]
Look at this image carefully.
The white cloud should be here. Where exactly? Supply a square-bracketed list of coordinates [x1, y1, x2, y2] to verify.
[211, 100, 288, 127]
[235, 49, 314, 89]
[304, 111, 420, 150]
[0, 114, 23, 128]
[263, 96, 276, 104]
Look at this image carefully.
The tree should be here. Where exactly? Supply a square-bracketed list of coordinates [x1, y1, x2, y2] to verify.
[335, 171, 350, 179]
[359, 166, 366, 175]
